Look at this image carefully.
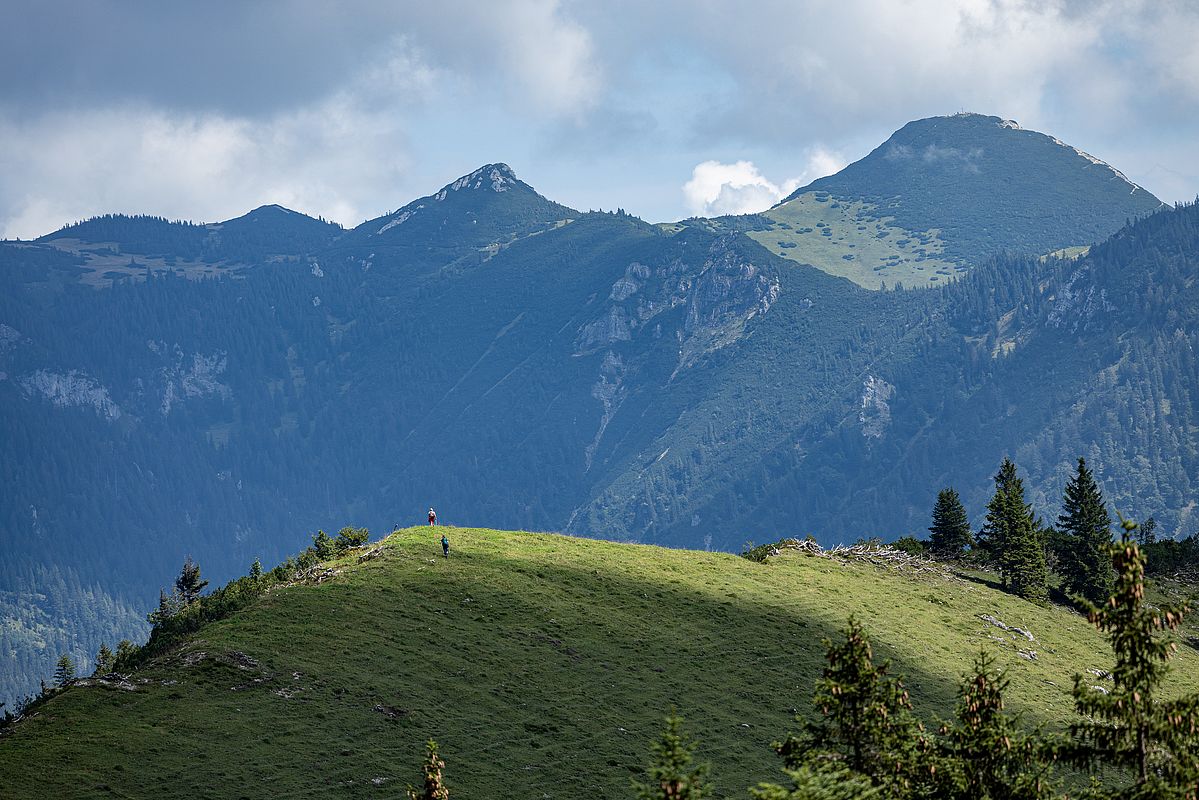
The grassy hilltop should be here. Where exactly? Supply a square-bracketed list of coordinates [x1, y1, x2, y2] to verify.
[2, 527, 1197, 798]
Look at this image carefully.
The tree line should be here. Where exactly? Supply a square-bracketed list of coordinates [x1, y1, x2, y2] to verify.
[908, 455, 1176, 607]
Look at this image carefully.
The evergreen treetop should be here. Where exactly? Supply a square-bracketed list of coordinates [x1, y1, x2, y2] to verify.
[1067, 520, 1199, 796]
[407, 740, 450, 800]
[53, 654, 76, 688]
[634, 710, 709, 799]
[94, 643, 115, 676]
[938, 652, 1053, 799]
[980, 459, 1048, 603]
[175, 556, 209, 605]
[778, 617, 930, 795]
[1056, 457, 1114, 605]
[929, 487, 973, 558]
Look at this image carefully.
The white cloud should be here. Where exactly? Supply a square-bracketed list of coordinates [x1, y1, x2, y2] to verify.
[0, 44, 437, 238]
[682, 148, 845, 217]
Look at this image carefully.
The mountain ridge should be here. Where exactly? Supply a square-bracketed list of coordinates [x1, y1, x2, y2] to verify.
[0, 114, 1194, 708]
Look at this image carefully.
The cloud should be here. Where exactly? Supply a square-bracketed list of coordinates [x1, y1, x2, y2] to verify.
[0, 44, 437, 238]
[683, 148, 845, 217]
[1, 1, 1196, 234]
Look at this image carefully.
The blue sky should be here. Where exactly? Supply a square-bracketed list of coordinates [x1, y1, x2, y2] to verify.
[1, 0, 1196, 238]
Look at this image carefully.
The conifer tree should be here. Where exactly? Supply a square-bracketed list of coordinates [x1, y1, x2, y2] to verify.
[175, 556, 208, 605]
[1138, 516, 1158, 547]
[979, 459, 1047, 602]
[938, 652, 1053, 799]
[977, 459, 1019, 575]
[53, 654, 76, 687]
[249, 558, 263, 580]
[1056, 458, 1114, 604]
[407, 740, 450, 800]
[312, 529, 335, 559]
[778, 617, 927, 794]
[94, 643, 115, 675]
[750, 764, 880, 800]
[1067, 520, 1199, 797]
[634, 710, 709, 799]
[929, 487, 973, 558]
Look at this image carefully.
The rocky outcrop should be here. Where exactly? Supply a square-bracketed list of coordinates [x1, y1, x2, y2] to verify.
[858, 375, 894, 438]
[21, 369, 122, 421]
[1047, 267, 1115, 333]
[575, 237, 780, 370]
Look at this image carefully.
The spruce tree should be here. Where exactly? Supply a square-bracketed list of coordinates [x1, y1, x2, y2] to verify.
[634, 710, 709, 799]
[1056, 458, 1114, 605]
[312, 530, 335, 559]
[407, 740, 450, 800]
[977, 459, 1020, 576]
[94, 643, 115, 675]
[979, 459, 1047, 602]
[175, 556, 208, 605]
[938, 652, 1053, 799]
[1139, 516, 1158, 547]
[750, 764, 880, 800]
[1067, 521, 1199, 796]
[53, 654, 76, 687]
[778, 617, 927, 794]
[249, 558, 263, 580]
[929, 487, 973, 558]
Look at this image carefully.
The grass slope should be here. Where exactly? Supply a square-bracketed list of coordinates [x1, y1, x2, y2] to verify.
[2, 528, 1197, 799]
[749, 192, 962, 289]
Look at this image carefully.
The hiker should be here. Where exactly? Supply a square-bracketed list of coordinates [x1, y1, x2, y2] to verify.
[392, 522, 400, 534]
[428, 507, 437, 526]
[441, 534, 450, 558]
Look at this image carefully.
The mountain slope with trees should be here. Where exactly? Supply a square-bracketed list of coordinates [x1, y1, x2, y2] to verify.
[0, 115, 1194, 707]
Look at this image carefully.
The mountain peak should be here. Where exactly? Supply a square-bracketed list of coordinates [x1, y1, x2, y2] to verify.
[437, 163, 521, 199]
[764, 112, 1164, 278]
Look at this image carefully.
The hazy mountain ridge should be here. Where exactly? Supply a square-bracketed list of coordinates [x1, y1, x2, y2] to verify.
[0, 115, 1192, 706]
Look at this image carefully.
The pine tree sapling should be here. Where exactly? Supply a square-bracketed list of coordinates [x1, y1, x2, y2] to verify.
[94, 643, 115, 676]
[1139, 516, 1158, 547]
[407, 740, 450, 800]
[751, 764, 880, 800]
[311, 529, 336, 559]
[175, 556, 209, 605]
[929, 487, 973, 558]
[53, 654, 76, 688]
[778, 617, 927, 794]
[939, 652, 1053, 799]
[1068, 519, 1199, 796]
[1057, 458, 1114, 605]
[335, 526, 370, 552]
[634, 709, 709, 799]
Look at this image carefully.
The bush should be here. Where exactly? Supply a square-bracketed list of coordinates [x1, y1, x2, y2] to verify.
[335, 526, 370, 552]
[891, 536, 926, 556]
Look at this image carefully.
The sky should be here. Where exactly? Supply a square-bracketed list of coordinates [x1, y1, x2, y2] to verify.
[1, 0, 1197, 238]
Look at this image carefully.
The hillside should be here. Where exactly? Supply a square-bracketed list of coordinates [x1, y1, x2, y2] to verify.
[3, 527, 1197, 798]
[1, 119, 1196, 709]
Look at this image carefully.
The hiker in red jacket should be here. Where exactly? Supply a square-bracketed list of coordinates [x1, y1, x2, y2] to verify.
[428, 507, 437, 526]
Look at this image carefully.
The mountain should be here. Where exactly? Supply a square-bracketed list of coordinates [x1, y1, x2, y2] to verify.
[32, 205, 343, 285]
[3, 527, 1196, 797]
[751, 113, 1165, 288]
[0, 117, 1193, 707]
